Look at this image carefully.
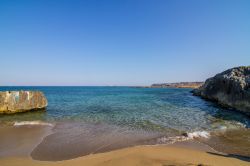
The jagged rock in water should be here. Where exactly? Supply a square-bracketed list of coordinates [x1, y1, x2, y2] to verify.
[192, 66, 250, 116]
[0, 91, 48, 114]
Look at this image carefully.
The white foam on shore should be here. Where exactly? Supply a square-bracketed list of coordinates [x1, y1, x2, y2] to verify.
[157, 131, 210, 144]
[187, 131, 210, 139]
[14, 121, 54, 127]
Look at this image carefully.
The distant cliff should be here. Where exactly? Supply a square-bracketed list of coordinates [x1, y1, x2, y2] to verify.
[192, 66, 250, 116]
[0, 91, 48, 114]
[151, 82, 204, 89]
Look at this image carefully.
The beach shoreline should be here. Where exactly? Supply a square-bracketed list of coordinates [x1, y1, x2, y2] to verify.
[0, 124, 249, 166]
[0, 122, 212, 161]
[0, 122, 217, 160]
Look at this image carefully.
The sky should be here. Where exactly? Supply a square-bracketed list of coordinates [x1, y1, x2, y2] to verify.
[0, 0, 250, 86]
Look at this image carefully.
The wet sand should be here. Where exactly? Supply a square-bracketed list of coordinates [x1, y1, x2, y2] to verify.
[0, 122, 249, 166]
[30, 122, 250, 161]
[0, 125, 52, 158]
[31, 122, 165, 161]
[204, 128, 250, 157]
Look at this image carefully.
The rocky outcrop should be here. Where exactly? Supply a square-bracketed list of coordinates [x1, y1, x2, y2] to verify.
[192, 66, 250, 116]
[0, 91, 48, 114]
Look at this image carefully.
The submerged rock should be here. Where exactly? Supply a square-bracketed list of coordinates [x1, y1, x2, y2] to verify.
[192, 66, 250, 116]
[0, 91, 48, 114]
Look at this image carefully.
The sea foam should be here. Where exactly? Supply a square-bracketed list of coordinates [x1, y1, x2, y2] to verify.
[157, 130, 210, 144]
[14, 121, 54, 127]
[186, 131, 210, 139]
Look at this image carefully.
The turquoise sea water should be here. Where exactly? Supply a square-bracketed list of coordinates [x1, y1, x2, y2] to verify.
[0, 86, 249, 132]
[0, 86, 250, 160]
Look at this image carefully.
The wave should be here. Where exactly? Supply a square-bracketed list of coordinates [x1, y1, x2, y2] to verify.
[14, 121, 54, 127]
[157, 130, 210, 144]
[186, 131, 210, 139]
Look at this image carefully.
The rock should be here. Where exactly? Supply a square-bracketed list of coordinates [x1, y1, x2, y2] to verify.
[181, 132, 189, 137]
[0, 91, 48, 114]
[192, 66, 250, 116]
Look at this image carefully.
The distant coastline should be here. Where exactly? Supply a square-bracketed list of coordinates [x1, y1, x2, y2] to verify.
[151, 82, 204, 88]
[133, 82, 204, 89]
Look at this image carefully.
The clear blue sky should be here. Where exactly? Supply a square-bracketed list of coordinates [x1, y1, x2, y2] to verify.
[0, 0, 250, 86]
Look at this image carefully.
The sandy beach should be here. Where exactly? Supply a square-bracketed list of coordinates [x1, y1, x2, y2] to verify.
[0, 125, 249, 166]
[1, 145, 249, 166]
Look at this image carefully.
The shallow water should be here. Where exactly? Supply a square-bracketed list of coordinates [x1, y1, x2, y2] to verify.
[0, 86, 249, 160]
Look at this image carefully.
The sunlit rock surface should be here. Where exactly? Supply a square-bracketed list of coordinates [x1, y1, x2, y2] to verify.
[0, 91, 47, 114]
[192, 66, 250, 116]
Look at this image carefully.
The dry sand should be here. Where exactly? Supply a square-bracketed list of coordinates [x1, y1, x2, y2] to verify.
[0, 145, 249, 166]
